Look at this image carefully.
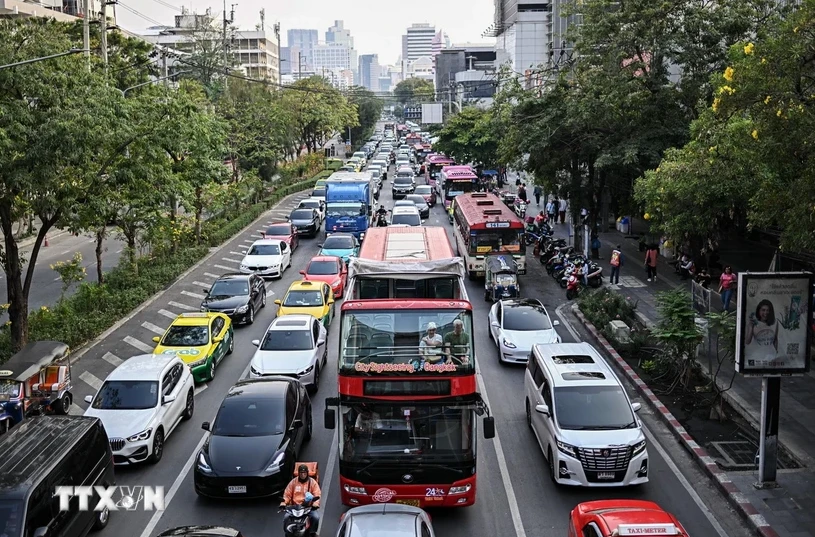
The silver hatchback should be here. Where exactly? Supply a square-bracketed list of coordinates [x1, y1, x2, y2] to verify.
[337, 505, 435, 537]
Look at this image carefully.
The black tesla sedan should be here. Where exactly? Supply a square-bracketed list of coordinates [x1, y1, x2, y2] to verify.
[200, 273, 266, 325]
[193, 377, 313, 498]
[289, 208, 321, 238]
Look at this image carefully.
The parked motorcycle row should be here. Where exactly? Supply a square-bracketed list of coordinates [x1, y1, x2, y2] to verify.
[533, 234, 604, 300]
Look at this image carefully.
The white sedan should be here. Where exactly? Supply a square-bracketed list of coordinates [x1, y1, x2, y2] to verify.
[249, 314, 328, 393]
[239, 239, 292, 279]
[488, 298, 561, 363]
[84, 353, 195, 465]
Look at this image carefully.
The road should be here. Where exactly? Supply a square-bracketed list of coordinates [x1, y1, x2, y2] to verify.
[62, 135, 753, 537]
[0, 230, 125, 321]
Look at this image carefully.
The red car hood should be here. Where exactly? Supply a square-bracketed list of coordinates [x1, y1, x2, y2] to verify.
[264, 234, 292, 243]
[305, 274, 342, 286]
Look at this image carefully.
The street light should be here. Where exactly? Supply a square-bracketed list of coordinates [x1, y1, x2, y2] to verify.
[0, 48, 86, 71]
[118, 71, 190, 96]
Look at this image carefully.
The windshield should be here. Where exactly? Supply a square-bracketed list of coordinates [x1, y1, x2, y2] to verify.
[160, 325, 209, 346]
[445, 180, 475, 199]
[391, 213, 421, 226]
[92, 381, 159, 410]
[307, 260, 340, 275]
[340, 309, 475, 374]
[323, 236, 355, 249]
[260, 330, 313, 351]
[209, 280, 249, 297]
[414, 186, 432, 195]
[213, 398, 285, 436]
[504, 306, 552, 331]
[470, 230, 524, 254]
[248, 244, 280, 256]
[0, 500, 22, 537]
[554, 385, 636, 430]
[292, 209, 315, 220]
[265, 225, 292, 236]
[338, 403, 474, 463]
[326, 203, 364, 218]
[283, 290, 324, 307]
[0, 380, 21, 401]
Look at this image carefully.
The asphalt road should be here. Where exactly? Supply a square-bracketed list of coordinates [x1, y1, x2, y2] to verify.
[61, 137, 753, 537]
[0, 230, 125, 321]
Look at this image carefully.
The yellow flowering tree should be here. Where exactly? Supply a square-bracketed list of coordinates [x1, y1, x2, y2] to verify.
[50, 253, 86, 302]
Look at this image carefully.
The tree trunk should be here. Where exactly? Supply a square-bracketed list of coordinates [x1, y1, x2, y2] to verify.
[95, 226, 106, 284]
[168, 196, 178, 255]
[194, 185, 203, 245]
[125, 231, 138, 277]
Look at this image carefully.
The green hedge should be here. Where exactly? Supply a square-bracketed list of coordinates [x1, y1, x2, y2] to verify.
[0, 171, 322, 363]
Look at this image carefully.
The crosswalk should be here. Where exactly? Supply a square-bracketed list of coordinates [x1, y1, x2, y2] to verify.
[67, 192, 312, 416]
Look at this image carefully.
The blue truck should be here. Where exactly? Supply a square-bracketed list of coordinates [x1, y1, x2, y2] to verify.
[324, 172, 375, 239]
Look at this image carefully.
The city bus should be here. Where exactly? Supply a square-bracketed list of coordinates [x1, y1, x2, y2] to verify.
[324, 226, 495, 509]
[440, 166, 478, 211]
[424, 154, 456, 194]
[452, 192, 526, 279]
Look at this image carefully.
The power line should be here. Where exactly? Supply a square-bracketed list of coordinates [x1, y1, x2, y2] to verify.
[116, 1, 165, 27]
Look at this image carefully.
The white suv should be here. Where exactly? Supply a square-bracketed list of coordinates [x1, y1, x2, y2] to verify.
[524, 342, 648, 487]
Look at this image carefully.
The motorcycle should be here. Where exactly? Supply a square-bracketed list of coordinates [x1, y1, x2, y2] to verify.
[375, 211, 389, 227]
[566, 271, 581, 300]
[559, 261, 603, 289]
[280, 493, 321, 537]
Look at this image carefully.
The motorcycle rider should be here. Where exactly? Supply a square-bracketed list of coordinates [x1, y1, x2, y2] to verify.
[375, 204, 388, 226]
[280, 464, 321, 535]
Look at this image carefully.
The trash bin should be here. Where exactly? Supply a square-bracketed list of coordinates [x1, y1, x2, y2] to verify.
[619, 217, 629, 235]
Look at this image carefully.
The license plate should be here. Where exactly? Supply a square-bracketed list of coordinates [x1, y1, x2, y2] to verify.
[396, 499, 421, 507]
[227, 486, 246, 494]
[597, 472, 615, 480]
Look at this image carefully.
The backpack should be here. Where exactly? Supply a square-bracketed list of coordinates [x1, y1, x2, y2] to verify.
[610, 251, 621, 267]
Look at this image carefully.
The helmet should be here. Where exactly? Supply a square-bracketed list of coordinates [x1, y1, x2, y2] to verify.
[298, 464, 309, 474]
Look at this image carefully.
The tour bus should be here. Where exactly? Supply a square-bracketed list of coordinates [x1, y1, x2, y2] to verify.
[440, 166, 478, 210]
[424, 154, 456, 193]
[324, 226, 495, 509]
[452, 192, 526, 279]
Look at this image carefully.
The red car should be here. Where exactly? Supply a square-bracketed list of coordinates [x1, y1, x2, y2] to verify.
[300, 256, 347, 298]
[263, 222, 299, 252]
[569, 500, 689, 536]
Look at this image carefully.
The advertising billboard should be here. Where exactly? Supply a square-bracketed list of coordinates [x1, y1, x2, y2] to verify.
[735, 272, 813, 376]
[422, 103, 443, 124]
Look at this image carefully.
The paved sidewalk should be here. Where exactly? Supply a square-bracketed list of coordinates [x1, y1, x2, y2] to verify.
[558, 220, 815, 537]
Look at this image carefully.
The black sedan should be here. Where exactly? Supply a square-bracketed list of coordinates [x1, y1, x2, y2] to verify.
[200, 273, 266, 325]
[405, 194, 430, 219]
[288, 208, 320, 238]
[193, 377, 313, 498]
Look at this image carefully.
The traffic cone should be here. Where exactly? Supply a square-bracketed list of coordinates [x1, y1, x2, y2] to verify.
[44, 235, 49, 247]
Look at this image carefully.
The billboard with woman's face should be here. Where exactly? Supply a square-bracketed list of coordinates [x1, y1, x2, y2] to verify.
[735, 272, 813, 376]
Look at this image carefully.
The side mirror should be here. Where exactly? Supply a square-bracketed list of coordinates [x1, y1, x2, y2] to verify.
[163, 394, 176, 405]
[483, 416, 495, 439]
[490, 321, 500, 328]
[299, 270, 306, 276]
[328, 298, 335, 305]
[201, 421, 210, 431]
[285, 216, 290, 221]
[84, 395, 93, 404]
[553, 320, 560, 326]
[213, 336, 223, 343]
[152, 336, 160, 343]
[317, 244, 323, 248]
[292, 418, 304, 429]
[33, 527, 48, 537]
[535, 404, 550, 416]
[317, 337, 326, 346]
[274, 299, 282, 305]
[324, 408, 336, 429]
[632, 402, 642, 413]
[203, 288, 210, 294]
[242, 250, 247, 255]
[251, 339, 260, 347]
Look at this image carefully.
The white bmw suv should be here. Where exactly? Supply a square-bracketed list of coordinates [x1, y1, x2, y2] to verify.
[84, 353, 195, 465]
[524, 342, 648, 487]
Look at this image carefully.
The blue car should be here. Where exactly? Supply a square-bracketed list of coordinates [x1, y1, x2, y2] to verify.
[318, 233, 360, 264]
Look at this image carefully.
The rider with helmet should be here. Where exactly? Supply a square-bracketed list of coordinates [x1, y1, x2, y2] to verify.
[375, 204, 388, 226]
[281, 464, 321, 535]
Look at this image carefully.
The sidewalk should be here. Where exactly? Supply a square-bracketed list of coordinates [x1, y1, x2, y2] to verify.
[565, 220, 815, 537]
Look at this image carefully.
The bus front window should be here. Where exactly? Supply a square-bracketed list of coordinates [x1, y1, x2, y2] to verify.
[470, 230, 524, 254]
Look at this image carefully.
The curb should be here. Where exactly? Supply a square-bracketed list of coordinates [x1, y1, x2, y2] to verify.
[571, 304, 780, 537]
[67, 187, 312, 366]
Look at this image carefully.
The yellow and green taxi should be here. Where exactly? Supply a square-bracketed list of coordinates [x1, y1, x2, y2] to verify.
[274, 280, 335, 327]
[152, 312, 234, 383]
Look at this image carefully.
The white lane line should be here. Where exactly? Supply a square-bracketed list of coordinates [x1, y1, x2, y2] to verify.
[221, 257, 240, 264]
[79, 371, 103, 391]
[116, 249, 122, 254]
[204, 272, 220, 279]
[158, 309, 177, 320]
[68, 404, 84, 415]
[181, 290, 205, 300]
[61, 249, 72, 255]
[54, 276, 61, 281]
[556, 304, 581, 341]
[251, 234, 263, 238]
[194, 384, 207, 396]
[242, 239, 254, 244]
[192, 281, 211, 289]
[229, 252, 244, 257]
[213, 264, 235, 272]
[168, 301, 196, 311]
[124, 335, 153, 353]
[142, 321, 165, 335]
[475, 362, 527, 537]
[641, 425, 730, 537]
[255, 230, 267, 234]
[318, 429, 338, 534]
[266, 289, 275, 297]
[102, 352, 122, 367]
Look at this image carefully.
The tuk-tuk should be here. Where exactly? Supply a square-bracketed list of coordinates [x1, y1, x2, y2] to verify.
[481, 170, 498, 191]
[499, 190, 516, 208]
[0, 341, 73, 433]
[484, 255, 520, 301]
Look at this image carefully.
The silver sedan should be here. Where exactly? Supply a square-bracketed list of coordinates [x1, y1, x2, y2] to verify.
[336, 504, 435, 537]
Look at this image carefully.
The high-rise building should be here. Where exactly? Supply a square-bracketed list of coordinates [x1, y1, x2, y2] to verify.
[287, 28, 318, 71]
[401, 23, 436, 64]
[326, 20, 358, 82]
[485, 0, 557, 77]
[312, 42, 351, 72]
[279, 47, 291, 74]
[359, 54, 380, 91]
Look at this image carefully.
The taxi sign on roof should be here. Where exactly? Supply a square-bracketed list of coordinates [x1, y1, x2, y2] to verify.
[615, 524, 681, 535]
[180, 313, 209, 318]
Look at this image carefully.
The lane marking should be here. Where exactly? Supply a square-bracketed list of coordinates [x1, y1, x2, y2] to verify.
[102, 352, 122, 367]
[255, 230, 266, 234]
[229, 252, 244, 257]
[61, 249, 72, 255]
[142, 321, 165, 335]
[194, 384, 207, 396]
[221, 257, 240, 264]
[168, 301, 196, 311]
[68, 404, 84, 415]
[116, 249, 122, 254]
[54, 276, 61, 281]
[158, 309, 178, 320]
[79, 371, 103, 391]
[203, 272, 220, 279]
[213, 264, 235, 271]
[181, 290, 205, 300]
[124, 335, 153, 353]
[192, 281, 211, 289]
[555, 303, 581, 341]
[266, 289, 275, 297]
[242, 239, 254, 244]
[250, 234, 263, 238]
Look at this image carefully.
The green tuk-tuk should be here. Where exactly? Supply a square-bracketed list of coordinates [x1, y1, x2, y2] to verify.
[0, 341, 73, 433]
[484, 255, 520, 301]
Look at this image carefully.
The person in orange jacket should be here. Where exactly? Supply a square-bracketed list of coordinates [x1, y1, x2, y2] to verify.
[280, 464, 321, 535]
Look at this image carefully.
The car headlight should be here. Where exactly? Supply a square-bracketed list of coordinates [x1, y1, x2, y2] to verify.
[127, 428, 152, 442]
[449, 484, 471, 494]
[250, 365, 262, 376]
[197, 452, 212, 473]
[298, 365, 314, 377]
[502, 338, 516, 349]
[240, 264, 248, 271]
[236, 304, 249, 313]
[632, 439, 647, 455]
[271, 264, 279, 268]
[189, 358, 207, 368]
[331, 279, 342, 288]
[265, 451, 285, 473]
[556, 440, 578, 458]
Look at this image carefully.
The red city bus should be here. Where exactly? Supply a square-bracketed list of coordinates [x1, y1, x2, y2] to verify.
[424, 154, 456, 194]
[440, 166, 478, 211]
[324, 226, 495, 509]
[452, 192, 526, 278]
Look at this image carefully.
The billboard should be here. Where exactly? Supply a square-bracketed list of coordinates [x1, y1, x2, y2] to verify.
[422, 103, 443, 124]
[735, 272, 813, 376]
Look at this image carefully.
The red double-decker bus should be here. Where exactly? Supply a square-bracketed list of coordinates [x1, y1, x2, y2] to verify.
[324, 226, 495, 509]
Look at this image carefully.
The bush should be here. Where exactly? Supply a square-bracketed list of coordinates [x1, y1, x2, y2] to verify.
[578, 288, 638, 331]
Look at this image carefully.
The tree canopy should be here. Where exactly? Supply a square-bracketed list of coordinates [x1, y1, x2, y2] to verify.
[432, 107, 500, 168]
[393, 78, 435, 105]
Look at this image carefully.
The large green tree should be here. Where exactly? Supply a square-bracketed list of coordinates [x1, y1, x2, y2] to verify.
[344, 86, 384, 149]
[432, 107, 500, 168]
[393, 78, 435, 105]
[282, 76, 358, 153]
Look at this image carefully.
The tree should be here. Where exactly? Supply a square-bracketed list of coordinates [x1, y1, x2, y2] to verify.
[393, 78, 435, 105]
[0, 19, 122, 350]
[432, 107, 501, 168]
[344, 86, 384, 149]
[281, 77, 358, 153]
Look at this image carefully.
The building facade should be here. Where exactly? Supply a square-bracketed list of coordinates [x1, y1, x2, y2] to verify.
[326, 20, 357, 81]
[312, 41, 351, 72]
[436, 44, 497, 104]
[401, 23, 436, 63]
[487, 0, 555, 80]
[358, 54, 380, 91]
[287, 28, 318, 71]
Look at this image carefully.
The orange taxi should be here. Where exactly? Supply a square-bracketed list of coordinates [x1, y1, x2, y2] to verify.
[300, 255, 347, 298]
[569, 500, 688, 536]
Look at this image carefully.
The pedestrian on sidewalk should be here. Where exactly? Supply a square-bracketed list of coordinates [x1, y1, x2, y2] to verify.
[719, 265, 736, 311]
[644, 244, 658, 281]
[518, 183, 528, 203]
[546, 198, 557, 222]
[559, 199, 567, 224]
[533, 185, 542, 206]
[610, 245, 623, 284]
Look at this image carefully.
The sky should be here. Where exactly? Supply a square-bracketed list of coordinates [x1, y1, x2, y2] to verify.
[114, 0, 496, 66]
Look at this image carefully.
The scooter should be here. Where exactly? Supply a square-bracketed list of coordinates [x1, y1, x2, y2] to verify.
[566, 271, 581, 300]
[375, 212, 389, 227]
[281, 493, 321, 537]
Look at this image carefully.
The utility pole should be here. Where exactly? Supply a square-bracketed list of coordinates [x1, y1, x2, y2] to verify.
[161, 49, 169, 86]
[82, 0, 90, 70]
[298, 51, 302, 80]
[222, 0, 235, 88]
[273, 22, 281, 85]
[100, 0, 108, 70]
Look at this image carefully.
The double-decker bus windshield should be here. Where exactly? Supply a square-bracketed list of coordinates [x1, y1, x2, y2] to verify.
[340, 309, 475, 375]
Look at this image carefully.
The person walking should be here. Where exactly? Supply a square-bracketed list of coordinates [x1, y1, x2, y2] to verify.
[559, 198, 567, 224]
[610, 245, 623, 285]
[644, 244, 658, 282]
[533, 185, 542, 206]
[518, 183, 528, 203]
[719, 265, 736, 311]
[546, 198, 557, 222]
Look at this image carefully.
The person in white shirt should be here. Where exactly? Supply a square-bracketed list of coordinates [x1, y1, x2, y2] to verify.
[559, 199, 568, 224]
[419, 322, 444, 363]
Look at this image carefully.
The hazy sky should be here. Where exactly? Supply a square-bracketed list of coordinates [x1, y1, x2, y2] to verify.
[115, 0, 496, 65]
